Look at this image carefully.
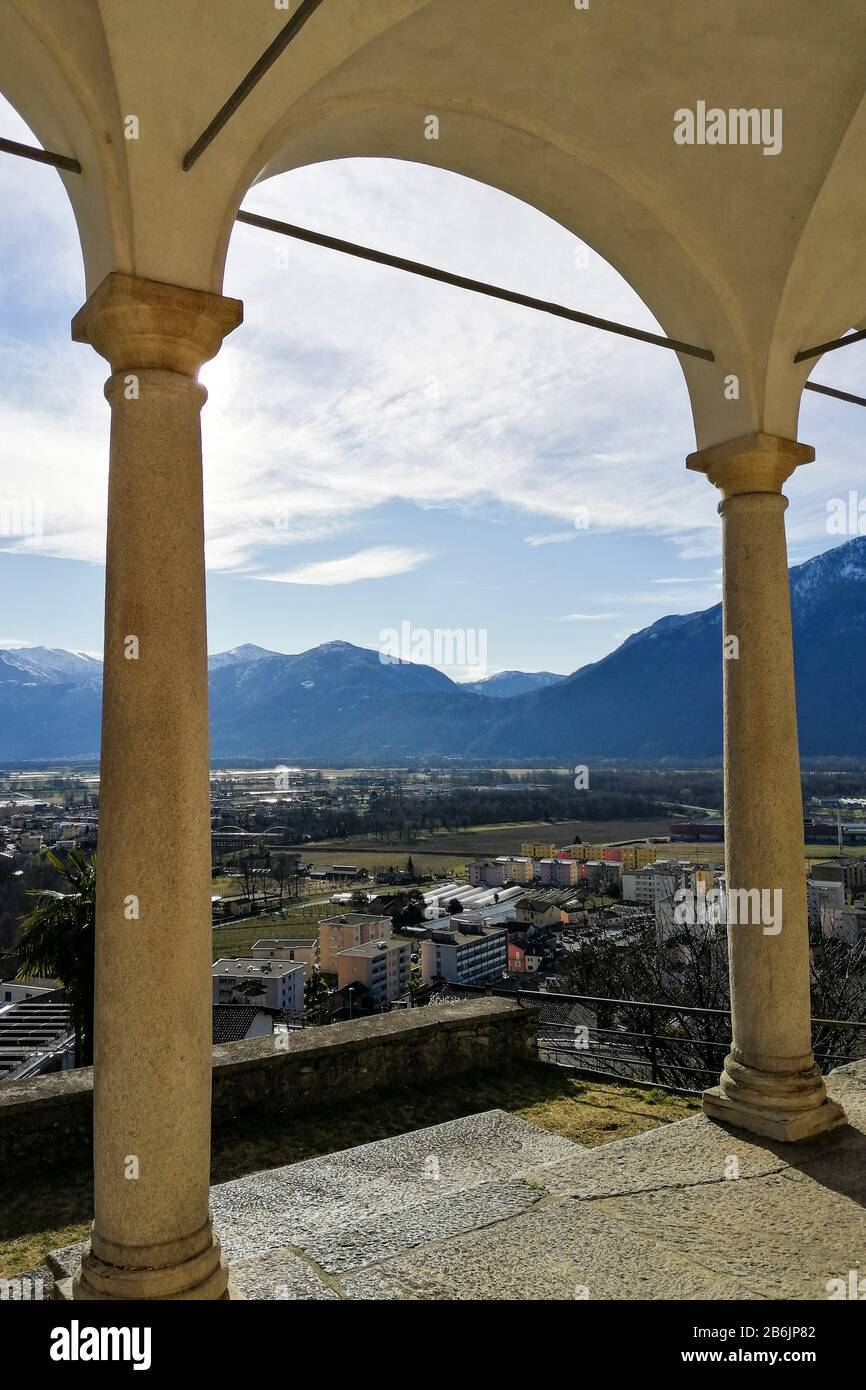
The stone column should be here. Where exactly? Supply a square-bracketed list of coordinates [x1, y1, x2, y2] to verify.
[687, 432, 845, 1141]
[70, 274, 243, 1299]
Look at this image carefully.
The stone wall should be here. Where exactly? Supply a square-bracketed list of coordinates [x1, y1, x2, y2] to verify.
[0, 998, 537, 1175]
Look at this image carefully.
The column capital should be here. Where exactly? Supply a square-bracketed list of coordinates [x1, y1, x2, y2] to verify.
[686, 431, 814, 500]
[72, 272, 243, 376]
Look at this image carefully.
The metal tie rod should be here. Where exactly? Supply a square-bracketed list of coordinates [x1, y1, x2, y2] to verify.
[236, 209, 715, 360]
[0, 135, 81, 174]
[182, 0, 327, 170]
[804, 381, 866, 409]
[795, 329, 866, 364]
[13, 139, 866, 381]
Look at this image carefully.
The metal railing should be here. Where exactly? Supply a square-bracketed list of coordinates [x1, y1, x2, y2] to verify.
[487, 987, 866, 1094]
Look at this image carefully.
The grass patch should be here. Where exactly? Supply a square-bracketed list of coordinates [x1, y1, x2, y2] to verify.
[211, 901, 335, 960]
[0, 1063, 698, 1278]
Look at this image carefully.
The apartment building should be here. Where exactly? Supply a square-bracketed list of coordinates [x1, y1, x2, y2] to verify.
[336, 936, 411, 1007]
[211, 958, 305, 1017]
[622, 863, 681, 906]
[538, 857, 579, 887]
[468, 860, 506, 887]
[807, 878, 845, 922]
[420, 918, 508, 986]
[820, 904, 866, 946]
[468, 856, 534, 887]
[520, 841, 556, 858]
[810, 858, 866, 898]
[579, 859, 623, 889]
[251, 937, 317, 970]
[619, 845, 658, 871]
[318, 913, 393, 973]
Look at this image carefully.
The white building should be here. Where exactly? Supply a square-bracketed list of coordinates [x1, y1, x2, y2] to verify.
[0, 977, 59, 1005]
[211, 958, 305, 1018]
[807, 878, 845, 922]
[622, 864, 681, 906]
[820, 904, 866, 946]
[420, 917, 508, 987]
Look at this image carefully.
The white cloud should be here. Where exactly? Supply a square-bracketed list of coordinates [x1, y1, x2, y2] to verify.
[2, 97, 865, 590]
[524, 530, 580, 546]
[263, 545, 428, 586]
[651, 574, 721, 584]
[552, 611, 620, 622]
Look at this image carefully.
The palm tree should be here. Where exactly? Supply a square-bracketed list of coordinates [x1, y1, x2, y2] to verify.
[17, 848, 95, 1066]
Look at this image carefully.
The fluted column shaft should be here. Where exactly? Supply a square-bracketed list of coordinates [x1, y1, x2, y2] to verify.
[687, 432, 845, 1141]
[70, 273, 242, 1298]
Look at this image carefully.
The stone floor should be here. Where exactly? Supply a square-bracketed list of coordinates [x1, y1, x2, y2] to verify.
[48, 1062, 866, 1300]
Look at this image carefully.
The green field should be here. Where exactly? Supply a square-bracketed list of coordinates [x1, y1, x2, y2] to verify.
[211, 900, 335, 960]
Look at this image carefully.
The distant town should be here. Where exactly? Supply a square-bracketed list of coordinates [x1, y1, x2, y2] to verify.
[4, 762, 866, 1085]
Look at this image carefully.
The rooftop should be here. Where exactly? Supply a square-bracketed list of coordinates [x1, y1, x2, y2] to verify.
[212, 958, 304, 979]
[252, 938, 317, 950]
[337, 939, 406, 959]
[320, 913, 392, 928]
[0, 999, 74, 1082]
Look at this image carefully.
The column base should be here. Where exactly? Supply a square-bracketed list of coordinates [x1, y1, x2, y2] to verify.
[69, 1227, 230, 1300]
[703, 1054, 846, 1142]
[55, 1270, 243, 1301]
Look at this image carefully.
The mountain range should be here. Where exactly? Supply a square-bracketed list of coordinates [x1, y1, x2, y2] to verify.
[1, 538, 863, 762]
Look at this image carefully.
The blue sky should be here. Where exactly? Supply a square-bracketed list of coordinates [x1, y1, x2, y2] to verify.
[1, 94, 864, 680]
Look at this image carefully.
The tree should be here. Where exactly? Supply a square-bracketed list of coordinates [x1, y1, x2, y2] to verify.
[17, 848, 95, 1066]
[406, 855, 416, 880]
[391, 889, 425, 929]
[446, 898, 464, 915]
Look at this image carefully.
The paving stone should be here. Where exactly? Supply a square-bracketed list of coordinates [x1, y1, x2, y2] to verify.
[229, 1250, 339, 1301]
[46, 1243, 86, 1281]
[601, 1166, 866, 1300]
[341, 1195, 762, 1301]
[0, 1264, 53, 1300]
[534, 1109, 854, 1199]
[46, 1072, 866, 1300]
[299, 1179, 542, 1273]
[212, 1109, 579, 1263]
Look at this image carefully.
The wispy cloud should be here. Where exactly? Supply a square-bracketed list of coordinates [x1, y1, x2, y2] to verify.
[552, 612, 620, 622]
[524, 530, 578, 547]
[263, 546, 428, 586]
[651, 574, 721, 584]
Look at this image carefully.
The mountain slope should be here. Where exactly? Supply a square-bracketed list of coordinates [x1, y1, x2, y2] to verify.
[469, 537, 866, 760]
[461, 670, 565, 698]
[0, 538, 862, 760]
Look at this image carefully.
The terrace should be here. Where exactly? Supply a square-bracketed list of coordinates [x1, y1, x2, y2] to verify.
[2, 0, 866, 1300]
[3, 999, 866, 1300]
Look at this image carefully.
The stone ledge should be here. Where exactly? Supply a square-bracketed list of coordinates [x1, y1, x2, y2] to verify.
[0, 999, 536, 1173]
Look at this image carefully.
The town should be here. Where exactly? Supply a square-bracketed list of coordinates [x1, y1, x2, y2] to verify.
[3, 766, 866, 1085]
